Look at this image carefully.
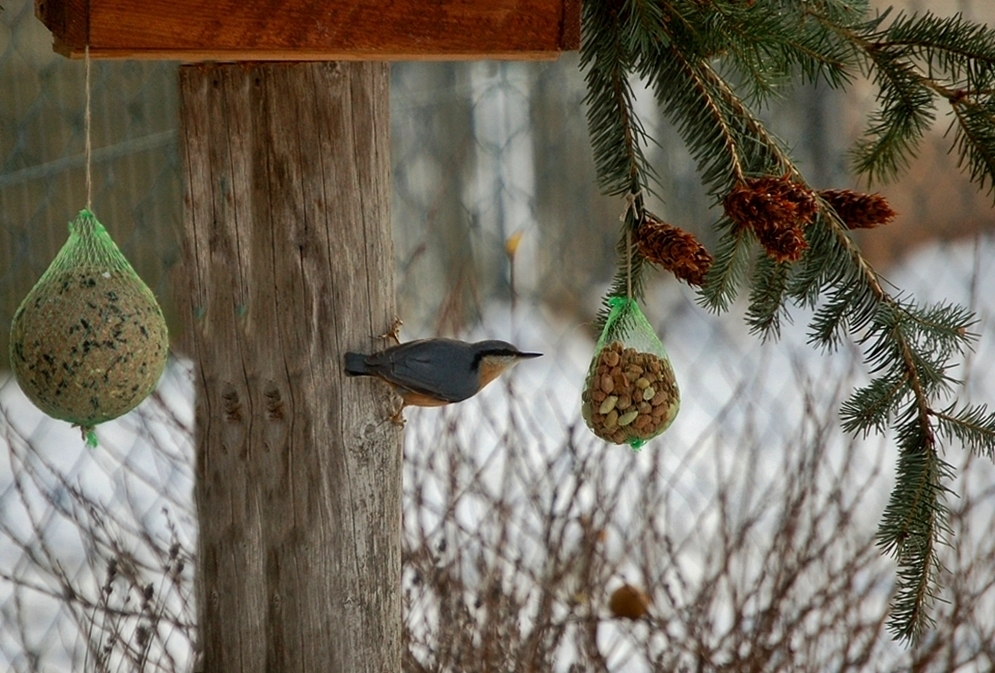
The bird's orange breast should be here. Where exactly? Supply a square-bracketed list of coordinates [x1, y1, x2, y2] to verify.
[476, 360, 508, 390]
[397, 389, 452, 407]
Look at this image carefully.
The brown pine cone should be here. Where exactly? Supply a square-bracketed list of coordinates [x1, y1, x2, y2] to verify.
[755, 224, 807, 263]
[723, 176, 815, 262]
[636, 213, 713, 286]
[723, 176, 817, 232]
[819, 189, 896, 229]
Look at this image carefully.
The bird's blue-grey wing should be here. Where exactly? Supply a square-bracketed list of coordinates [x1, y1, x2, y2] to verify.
[363, 341, 475, 402]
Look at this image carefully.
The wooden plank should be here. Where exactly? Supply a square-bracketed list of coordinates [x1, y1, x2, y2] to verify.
[35, 0, 88, 51]
[37, 0, 581, 61]
[178, 61, 401, 672]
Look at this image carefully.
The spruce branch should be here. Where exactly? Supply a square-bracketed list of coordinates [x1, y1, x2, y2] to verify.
[840, 373, 910, 436]
[745, 254, 791, 340]
[582, 0, 657, 330]
[816, 210, 972, 642]
[933, 404, 995, 460]
[852, 36, 937, 183]
[698, 219, 751, 312]
[949, 97, 995, 197]
[881, 12, 995, 87]
[876, 436, 953, 642]
[819, 9, 995, 195]
[784, 209, 852, 309]
[580, 0, 994, 645]
[645, 43, 749, 191]
[805, 216, 879, 351]
[580, 0, 656, 199]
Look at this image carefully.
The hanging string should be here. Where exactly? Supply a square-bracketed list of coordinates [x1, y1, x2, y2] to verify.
[84, 44, 92, 211]
[620, 189, 640, 300]
[626, 228, 632, 299]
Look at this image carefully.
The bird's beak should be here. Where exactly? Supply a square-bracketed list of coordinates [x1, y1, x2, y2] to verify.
[517, 352, 543, 360]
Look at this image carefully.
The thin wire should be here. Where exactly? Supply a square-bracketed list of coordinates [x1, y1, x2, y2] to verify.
[84, 44, 92, 211]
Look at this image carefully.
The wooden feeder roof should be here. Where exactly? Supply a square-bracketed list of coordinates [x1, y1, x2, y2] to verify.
[36, 0, 581, 61]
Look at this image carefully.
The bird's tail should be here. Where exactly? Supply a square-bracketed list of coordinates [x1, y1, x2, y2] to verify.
[343, 352, 370, 376]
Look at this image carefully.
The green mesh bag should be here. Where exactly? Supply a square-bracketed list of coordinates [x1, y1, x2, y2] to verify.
[9, 209, 169, 443]
[581, 297, 680, 449]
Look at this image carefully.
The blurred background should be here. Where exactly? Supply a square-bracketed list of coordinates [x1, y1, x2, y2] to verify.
[2, 0, 995, 670]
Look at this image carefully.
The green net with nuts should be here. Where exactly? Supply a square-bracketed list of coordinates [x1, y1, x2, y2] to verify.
[581, 297, 680, 449]
[9, 209, 169, 445]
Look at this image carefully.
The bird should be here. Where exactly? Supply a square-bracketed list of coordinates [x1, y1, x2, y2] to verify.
[344, 338, 542, 412]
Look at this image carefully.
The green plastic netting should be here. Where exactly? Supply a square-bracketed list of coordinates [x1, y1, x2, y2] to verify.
[9, 209, 169, 444]
[581, 297, 680, 449]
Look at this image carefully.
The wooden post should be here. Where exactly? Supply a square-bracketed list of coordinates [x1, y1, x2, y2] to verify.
[178, 62, 400, 672]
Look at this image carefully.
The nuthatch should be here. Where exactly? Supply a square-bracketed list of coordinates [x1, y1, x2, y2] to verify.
[344, 338, 542, 409]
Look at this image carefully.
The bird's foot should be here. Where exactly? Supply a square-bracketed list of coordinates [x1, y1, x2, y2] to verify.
[388, 394, 406, 427]
[380, 317, 403, 345]
[389, 405, 406, 427]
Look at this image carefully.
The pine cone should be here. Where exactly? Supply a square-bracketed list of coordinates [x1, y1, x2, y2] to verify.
[723, 176, 817, 233]
[723, 176, 814, 262]
[755, 224, 807, 263]
[636, 214, 713, 286]
[819, 189, 896, 229]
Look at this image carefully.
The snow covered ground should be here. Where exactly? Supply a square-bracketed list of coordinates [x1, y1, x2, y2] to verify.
[1, 234, 994, 670]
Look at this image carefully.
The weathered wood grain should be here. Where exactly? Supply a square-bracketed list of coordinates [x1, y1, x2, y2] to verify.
[36, 0, 581, 60]
[178, 61, 401, 673]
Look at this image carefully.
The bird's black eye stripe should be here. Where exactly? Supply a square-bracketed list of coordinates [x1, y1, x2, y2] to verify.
[473, 348, 516, 367]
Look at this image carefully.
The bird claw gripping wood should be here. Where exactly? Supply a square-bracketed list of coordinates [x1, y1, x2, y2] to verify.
[379, 317, 403, 345]
[388, 397, 407, 427]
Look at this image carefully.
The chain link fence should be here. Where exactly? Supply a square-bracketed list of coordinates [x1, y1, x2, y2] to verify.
[3, 0, 995, 670]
